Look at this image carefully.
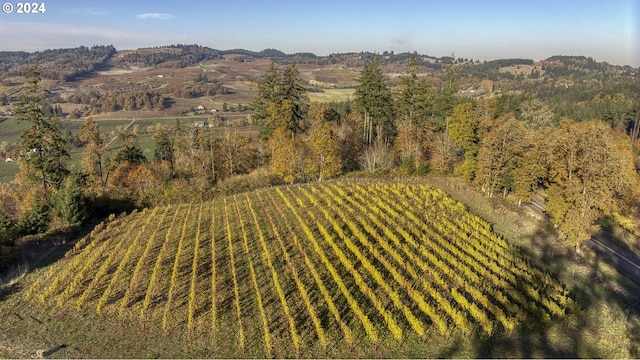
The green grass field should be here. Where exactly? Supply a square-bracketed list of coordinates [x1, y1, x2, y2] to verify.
[0, 117, 216, 182]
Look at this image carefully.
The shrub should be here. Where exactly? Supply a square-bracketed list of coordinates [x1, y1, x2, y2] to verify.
[0, 210, 16, 243]
[18, 200, 50, 235]
[52, 173, 89, 225]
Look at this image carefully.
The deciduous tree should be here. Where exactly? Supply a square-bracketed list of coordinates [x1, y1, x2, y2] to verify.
[475, 115, 527, 197]
[304, 103, 342, 181]
[429, 132, 457, 174]
[79, 117, 105, 188]
[518, 98, 556, 130]
[511, 130, 548, 205]
[448, 102, 479, 180]
[545, 119, 639, 247]
[269, 128, 307, 184]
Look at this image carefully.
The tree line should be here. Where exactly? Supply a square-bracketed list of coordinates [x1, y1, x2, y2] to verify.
[93, 91, 166, 113]
[113, 44, 223, 68]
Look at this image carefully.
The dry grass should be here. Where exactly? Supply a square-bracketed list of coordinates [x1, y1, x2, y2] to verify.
[308, 89, 355, 103]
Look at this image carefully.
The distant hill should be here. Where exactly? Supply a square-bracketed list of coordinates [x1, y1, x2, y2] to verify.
[0, 45, 116, 81]
[0, 44, 637, 121]
[1, 44, 636, 80]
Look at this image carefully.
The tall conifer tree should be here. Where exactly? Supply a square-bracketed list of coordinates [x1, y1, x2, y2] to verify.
[354, 54, 395, 143]
[14, 66, 69, 193]
[252, 59, 308, 138]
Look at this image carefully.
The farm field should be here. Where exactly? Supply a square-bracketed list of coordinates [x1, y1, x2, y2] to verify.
[307, 88, 355, 103]
[0, 117, 261, 182]
[1, 181, 580, 358]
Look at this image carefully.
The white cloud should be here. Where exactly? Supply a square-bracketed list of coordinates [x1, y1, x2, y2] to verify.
[136, 13, 174, 20]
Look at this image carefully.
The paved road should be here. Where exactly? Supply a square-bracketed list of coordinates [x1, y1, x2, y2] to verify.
[526, 195, 640, 286]
[585, 233, 640, 285]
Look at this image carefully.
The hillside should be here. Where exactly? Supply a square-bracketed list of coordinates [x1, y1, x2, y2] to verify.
[1, 45, 637, 122]
[1, 42, 639, 358]
[0, 180, 584, 358]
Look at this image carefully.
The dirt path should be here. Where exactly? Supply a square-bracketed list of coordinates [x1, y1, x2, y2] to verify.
[105, 117, 136, 147]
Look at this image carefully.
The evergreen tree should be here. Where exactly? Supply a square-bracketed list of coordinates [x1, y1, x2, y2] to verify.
[17, 198, 49, 235]
[280, 60, 309, 132]
[354, 54, 395, 143]
[252, 59, 309, 138]
[251, 59, 281, 123]
[52, 172, 89, 225]
[0, 210, 16, 243]
[436, 55, 459, 125]
[395, 52, 436, 125]
[14, 66, 69, 193]
[395, 53, 437, 173]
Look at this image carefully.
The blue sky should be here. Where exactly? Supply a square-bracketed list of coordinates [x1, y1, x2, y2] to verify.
[0, 0, 637, 66]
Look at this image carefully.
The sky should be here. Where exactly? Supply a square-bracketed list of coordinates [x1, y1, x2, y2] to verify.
[0, 0, 638, 66]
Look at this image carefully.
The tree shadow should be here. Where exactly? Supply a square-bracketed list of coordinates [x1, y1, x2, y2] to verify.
[488, 215, 640, 358]
[0, 282, 21, 303]
[426, 178, 640, 357]
[435, 333, 464, 358]
[0, 198, 139, 288]
[627, 311, 640, 357]
[474, 325, 575, 358]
